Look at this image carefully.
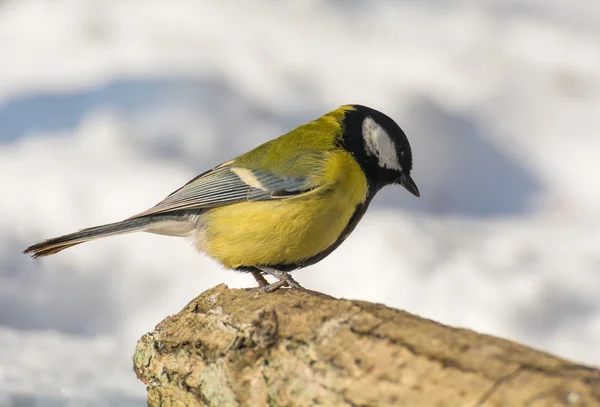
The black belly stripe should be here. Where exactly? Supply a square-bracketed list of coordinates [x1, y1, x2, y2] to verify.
[236, 194, 374, 273]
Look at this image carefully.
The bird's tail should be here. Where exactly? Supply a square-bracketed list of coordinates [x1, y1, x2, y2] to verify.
[24, 218, 153, 258]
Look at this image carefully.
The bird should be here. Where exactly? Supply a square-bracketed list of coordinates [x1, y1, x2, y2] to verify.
[24, 105, 419, 292]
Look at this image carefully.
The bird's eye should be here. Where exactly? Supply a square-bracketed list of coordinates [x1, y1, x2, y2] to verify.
[399, 150, 405, 157]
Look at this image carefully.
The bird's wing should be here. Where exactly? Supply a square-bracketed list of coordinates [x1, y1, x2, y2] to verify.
[129, 152, 328, 219]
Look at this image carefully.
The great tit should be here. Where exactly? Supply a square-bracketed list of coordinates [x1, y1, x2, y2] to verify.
[24, 105, 419, 292]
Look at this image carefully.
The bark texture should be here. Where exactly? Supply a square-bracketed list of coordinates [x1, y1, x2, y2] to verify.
[133, 284, 600, 407]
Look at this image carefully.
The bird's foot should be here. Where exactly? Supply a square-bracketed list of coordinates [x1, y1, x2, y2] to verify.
[248, 279, 288, 293]
[247, 268, 304, 293]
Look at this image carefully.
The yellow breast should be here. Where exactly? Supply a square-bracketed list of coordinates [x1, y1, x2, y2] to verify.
[199, 151, 368, 269]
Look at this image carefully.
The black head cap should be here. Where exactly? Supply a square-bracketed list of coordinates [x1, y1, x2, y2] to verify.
[340, 105, 419, 197]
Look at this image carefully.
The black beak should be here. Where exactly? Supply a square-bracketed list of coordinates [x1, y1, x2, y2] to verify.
[399, 173, 420, 197]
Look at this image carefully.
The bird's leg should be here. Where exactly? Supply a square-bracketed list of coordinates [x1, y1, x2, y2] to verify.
[250, 269, 270, 287]
[246, 267, 304, 293]
[260, 268, 304, 290]
[247, 268, 285, 293]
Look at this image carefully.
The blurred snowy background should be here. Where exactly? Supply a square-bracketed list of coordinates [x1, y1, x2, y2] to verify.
[1, 0, 599, 405]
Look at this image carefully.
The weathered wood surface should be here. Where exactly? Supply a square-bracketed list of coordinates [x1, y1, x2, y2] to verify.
[133, 284, 600, 407]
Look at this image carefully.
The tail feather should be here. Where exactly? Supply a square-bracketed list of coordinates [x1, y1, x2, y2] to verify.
[24, 218, 153, 258]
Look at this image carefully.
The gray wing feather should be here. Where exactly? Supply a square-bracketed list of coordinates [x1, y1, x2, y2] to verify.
[130, 163, 312, 218]
[246, 170, 310, 200]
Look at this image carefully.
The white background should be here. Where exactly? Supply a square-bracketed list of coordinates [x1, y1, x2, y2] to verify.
[0, 1, 599, 405]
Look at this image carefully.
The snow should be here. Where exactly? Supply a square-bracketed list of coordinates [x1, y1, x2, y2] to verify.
[1, 0, 599, 404]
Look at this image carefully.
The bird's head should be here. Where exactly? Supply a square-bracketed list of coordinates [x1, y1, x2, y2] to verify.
[341, 104, 419, 197]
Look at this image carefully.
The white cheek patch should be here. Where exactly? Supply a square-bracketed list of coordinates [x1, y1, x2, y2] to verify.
[362, 117, 402, 171]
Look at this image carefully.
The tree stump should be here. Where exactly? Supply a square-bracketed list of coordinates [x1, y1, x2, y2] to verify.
[133, 284, 600, 407]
